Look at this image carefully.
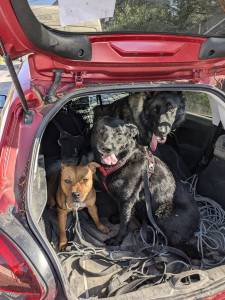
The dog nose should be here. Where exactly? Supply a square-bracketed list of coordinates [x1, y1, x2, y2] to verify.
[72, 192, 81, 199]
[158, 126, 167, 134]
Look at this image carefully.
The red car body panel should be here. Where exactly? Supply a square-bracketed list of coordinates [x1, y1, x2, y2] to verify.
[0, 0, 225, 86]
[24, 36, 225, 86]
[0, 99, 43, 213]
[0, 60, 44, 213]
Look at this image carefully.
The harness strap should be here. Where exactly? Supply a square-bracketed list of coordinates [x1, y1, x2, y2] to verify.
[99, 149, 154, 194]
[99, 161, 126, 194]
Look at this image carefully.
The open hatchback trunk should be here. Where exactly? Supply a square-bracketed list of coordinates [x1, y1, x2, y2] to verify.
[25, 84, 225, 300]
[2, 0, 225, 299]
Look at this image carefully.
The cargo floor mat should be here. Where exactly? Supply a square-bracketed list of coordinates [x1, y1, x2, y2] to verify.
[40, 179, 225, 299]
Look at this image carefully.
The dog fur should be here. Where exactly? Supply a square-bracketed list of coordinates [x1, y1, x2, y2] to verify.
[94, 91, 185, 150]
[47, 162, 109, 251]
[91, 116, 199, 249]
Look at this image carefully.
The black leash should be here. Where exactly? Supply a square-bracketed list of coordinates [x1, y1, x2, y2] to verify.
[143, 169, 168, 246]
[143, 168, 192, 265]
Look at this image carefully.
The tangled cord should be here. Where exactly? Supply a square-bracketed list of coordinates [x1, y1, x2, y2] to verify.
[183, 175, 225, 267]
[136, 174, 225, 268]
[58, 241, 105, 264]
[59, 179, 225, 270]
[58, 208, 105, 263]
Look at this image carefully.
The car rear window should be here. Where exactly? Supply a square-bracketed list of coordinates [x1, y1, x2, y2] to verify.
[183, 91, 212, 118]
[28, 0, 225, 36]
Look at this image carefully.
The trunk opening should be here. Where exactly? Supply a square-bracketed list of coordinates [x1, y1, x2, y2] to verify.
[27, 84, 225, 299]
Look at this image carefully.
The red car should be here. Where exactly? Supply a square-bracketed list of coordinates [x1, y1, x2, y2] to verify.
[1, 0, 225, 299]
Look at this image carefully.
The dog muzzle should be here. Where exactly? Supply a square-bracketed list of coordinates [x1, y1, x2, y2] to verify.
[67, 202, 86, 210]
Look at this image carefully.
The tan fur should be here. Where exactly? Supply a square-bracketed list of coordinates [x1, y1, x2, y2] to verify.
[127, 92, 146, 128]
[47, 162, 109, 251]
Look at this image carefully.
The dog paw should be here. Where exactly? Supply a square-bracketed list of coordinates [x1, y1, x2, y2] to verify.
[59, 242, 67, 252]
[97, 223, 110, 233]
[105, 236, 122, 246]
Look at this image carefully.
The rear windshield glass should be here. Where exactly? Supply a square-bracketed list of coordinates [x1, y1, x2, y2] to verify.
[28, 0, 225, 36]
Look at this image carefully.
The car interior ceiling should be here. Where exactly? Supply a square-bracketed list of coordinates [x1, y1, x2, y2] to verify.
[35, 88, 225, 299]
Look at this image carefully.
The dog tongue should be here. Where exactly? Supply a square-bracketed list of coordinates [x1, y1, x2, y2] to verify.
[102, 153, 118, 165]
[150, 134, 158, 151]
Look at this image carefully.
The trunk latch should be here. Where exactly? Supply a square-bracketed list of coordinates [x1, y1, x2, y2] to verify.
[75, 72, 83, 88]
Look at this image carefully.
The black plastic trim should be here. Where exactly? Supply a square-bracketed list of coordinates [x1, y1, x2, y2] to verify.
[199, 37, 225, 60]
[10, 0, 92, 61]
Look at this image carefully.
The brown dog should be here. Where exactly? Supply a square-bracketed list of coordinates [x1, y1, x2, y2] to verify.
[47, 162, 109, 251]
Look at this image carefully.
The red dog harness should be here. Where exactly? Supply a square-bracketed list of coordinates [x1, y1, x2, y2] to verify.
[99, 150, 154, 194]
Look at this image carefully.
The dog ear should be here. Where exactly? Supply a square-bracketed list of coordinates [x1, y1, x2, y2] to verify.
[88, 162, 101, 174]
[61, 163, 68, 170]
[145, 91, 155, 98]
[125, 123, 139, 138]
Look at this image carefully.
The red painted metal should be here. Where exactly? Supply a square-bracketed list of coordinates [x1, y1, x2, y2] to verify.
[0, 99, 43, 213]
[0, 0, 225, 85]
[204, 290, 225, 299]
[26, 35, 225, 85]
[0, 60, 44, 213]
[109, 40, 188, 56]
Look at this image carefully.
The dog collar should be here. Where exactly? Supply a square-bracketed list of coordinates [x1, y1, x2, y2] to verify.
[99, 149, 154, 194]
[146, 150, 154, 176]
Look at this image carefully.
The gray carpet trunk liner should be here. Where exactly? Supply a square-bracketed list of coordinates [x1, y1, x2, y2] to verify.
[40, 181, 225, 299]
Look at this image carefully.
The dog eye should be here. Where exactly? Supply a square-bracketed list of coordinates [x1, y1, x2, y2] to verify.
[64, 179, 71, 184]
[154, 106, 160, 114]
[81, 178, 88, 183]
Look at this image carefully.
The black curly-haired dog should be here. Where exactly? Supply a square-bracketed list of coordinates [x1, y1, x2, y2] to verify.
[91, 116, 199, 248]
[94, 91, 186, 151]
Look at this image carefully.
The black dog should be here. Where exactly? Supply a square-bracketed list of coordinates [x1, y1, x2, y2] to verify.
[91, 116, 199, 248]
[94, 91, 185, 151]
